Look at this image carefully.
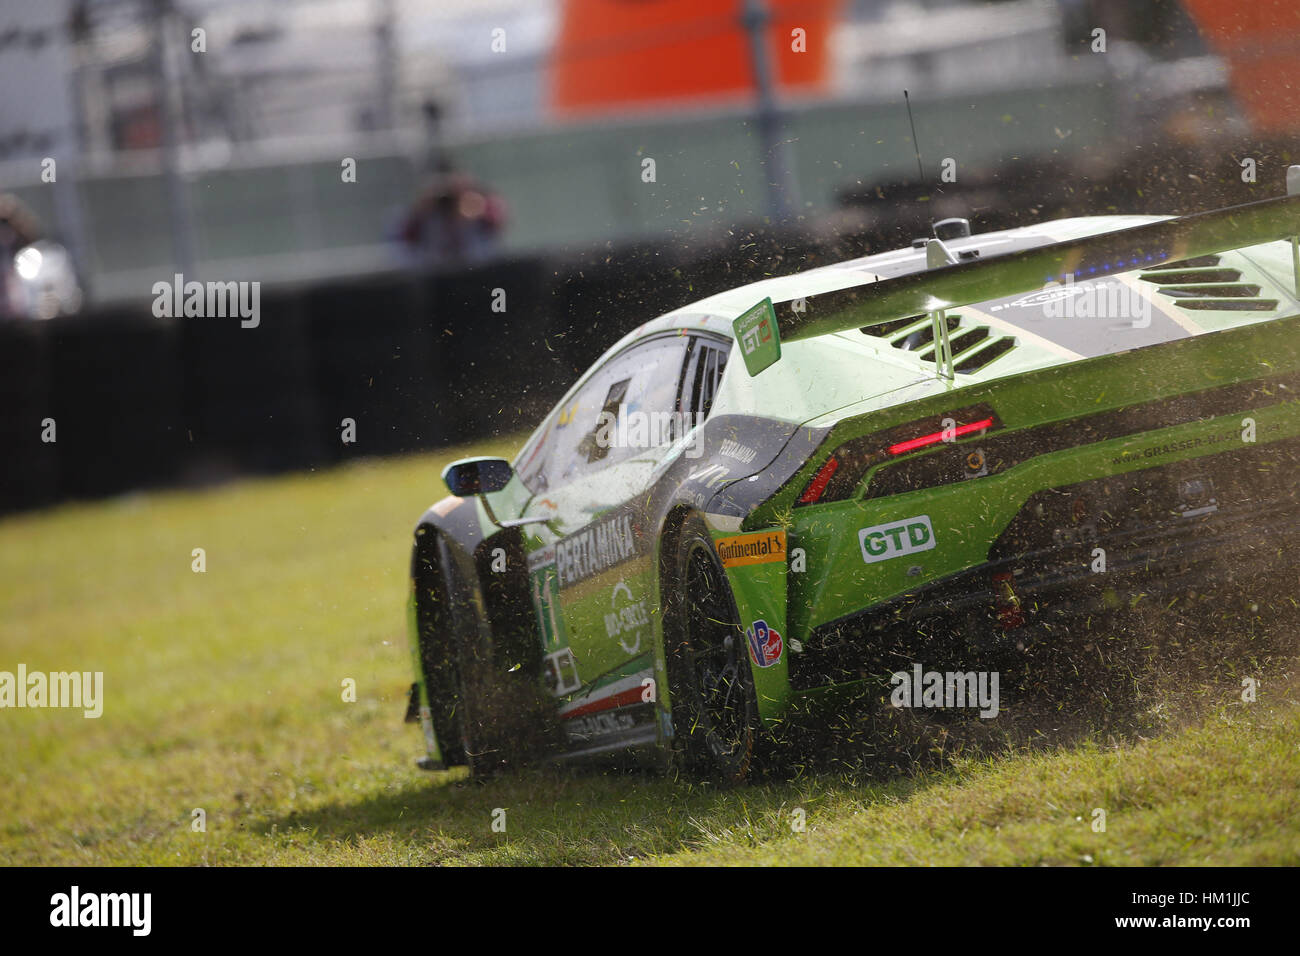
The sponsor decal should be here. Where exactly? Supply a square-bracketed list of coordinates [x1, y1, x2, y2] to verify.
[527, 546, 569, 654]
[562, 705, 657, 744]
[718, 438, 758, 464]
[559, 672, 652, 719]
[555, 512, 636, 587]
[564, 710, 640, 742]
[526, 543, 556, 573]
[606, 579, 649, 655]
[990, 285, 1082, 312]
[715, 530, 787, 568]
[687, 463, 730, 489]
[745, 619, 783, 668]
[1109, 428, 1243, 466]
[989, 276, 1150, 328]
[859, 515, 936, 564]
[559, 670, 655, 741]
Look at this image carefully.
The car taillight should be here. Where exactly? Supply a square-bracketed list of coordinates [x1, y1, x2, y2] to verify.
[793, 403, 1000, 507]
[888, 417, 995, 456]
[798, 457, 840, 504]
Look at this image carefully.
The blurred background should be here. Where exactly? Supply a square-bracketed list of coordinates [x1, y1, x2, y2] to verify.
[1, 0, 1297, 513]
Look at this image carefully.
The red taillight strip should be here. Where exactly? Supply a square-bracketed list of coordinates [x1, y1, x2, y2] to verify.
[888, 417, 994, 456]
[791, 402, 1000, 508]
[798, 457, 840, 504]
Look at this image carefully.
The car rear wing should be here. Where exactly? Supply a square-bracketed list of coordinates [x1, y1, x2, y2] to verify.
[733, 175, 1300, 377]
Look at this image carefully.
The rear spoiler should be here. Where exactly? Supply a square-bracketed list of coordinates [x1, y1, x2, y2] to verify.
[733, 178, 1300, 377]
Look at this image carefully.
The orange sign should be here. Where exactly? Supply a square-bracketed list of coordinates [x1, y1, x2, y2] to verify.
[551, 0, 840, 116]
[1181, 1, 1300, 133]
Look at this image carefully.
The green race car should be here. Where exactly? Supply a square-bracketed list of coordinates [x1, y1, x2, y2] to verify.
[404, 182, 1300, 781]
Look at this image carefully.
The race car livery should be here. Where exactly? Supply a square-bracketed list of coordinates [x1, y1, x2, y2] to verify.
[404, 183, 1300, 780]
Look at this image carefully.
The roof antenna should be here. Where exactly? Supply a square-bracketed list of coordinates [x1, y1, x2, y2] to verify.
[904, 90, 925, 183]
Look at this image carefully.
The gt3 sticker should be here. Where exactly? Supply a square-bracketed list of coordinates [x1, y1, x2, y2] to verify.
[859, 515, 936, 564]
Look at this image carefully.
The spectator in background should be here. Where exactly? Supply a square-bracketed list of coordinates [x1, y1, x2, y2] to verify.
[397, 160, 507, 269]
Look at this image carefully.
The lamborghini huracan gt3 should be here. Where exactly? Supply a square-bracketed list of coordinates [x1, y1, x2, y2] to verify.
[403, 179, 1300, 781]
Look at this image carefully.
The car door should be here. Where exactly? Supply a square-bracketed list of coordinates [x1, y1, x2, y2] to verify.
[513, 333, 692, 750]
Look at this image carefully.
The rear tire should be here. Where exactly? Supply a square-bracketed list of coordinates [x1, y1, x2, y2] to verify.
[663, 514, 762, 783]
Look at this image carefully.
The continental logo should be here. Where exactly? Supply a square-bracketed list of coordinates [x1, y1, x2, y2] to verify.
[859, 516, 935, 564]
[715, 530, 787, 568]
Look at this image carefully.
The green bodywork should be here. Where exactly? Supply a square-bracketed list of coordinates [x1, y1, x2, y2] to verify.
[407, 198, 1300, 761]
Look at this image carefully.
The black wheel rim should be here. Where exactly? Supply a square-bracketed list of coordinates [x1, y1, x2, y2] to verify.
[683, 542, 750, 761]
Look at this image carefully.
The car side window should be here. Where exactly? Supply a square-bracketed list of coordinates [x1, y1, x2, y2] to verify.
[681, 336, 730, 424]
[516, 336, 689, 492]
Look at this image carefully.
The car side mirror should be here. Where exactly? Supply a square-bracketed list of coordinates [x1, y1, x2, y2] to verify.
[442, 457, 514, 497]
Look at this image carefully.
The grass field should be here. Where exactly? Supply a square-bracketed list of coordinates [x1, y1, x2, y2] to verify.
[2, 443, 1298, 866]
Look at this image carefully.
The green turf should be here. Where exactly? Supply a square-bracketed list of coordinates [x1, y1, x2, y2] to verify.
[1, 443, 1297, 866]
